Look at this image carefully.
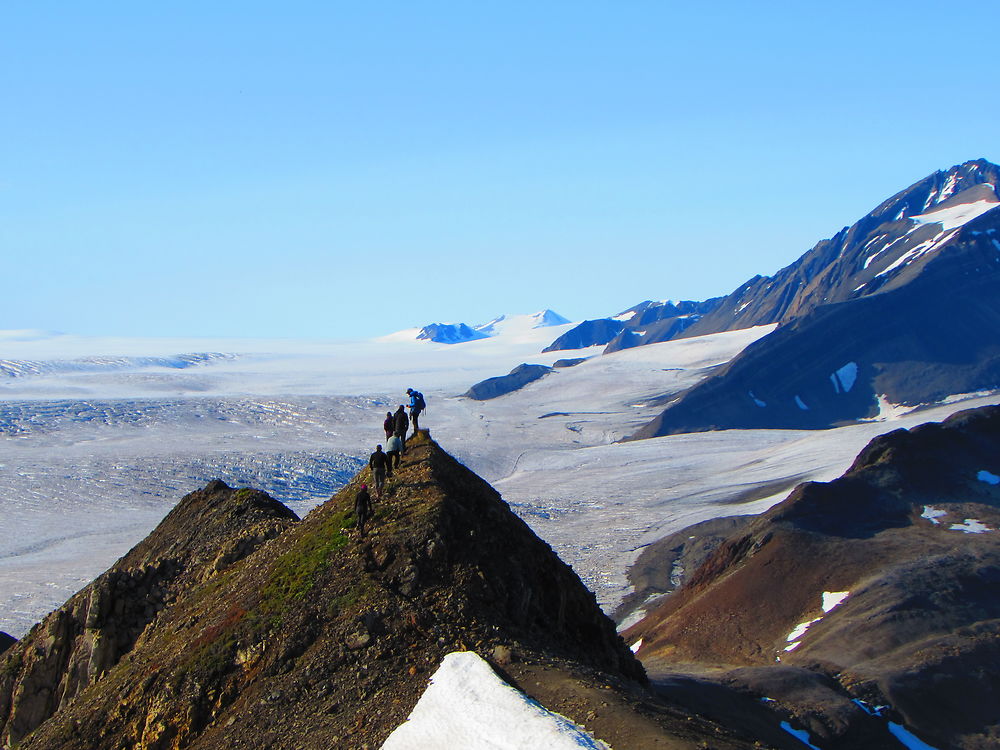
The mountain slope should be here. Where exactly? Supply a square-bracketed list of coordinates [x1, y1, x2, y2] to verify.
[677, 158, 1000, 338]
[632, 159, 1000, 435]
[626, 404, 1000, 749]
[1, 432, 773, 750]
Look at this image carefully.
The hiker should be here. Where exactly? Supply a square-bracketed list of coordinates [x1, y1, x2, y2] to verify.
[406, 387, 425, 434]
[382, 411, 394, 441]
[385, 434, 403, 471]
[355, 484, 372, 538]
[393, 405, 409, 452]
[369, 444, 389, 497]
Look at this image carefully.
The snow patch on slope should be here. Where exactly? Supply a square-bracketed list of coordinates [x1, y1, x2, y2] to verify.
[911, 198, 999, 231]
[977, 470, 1000, 485]
[381, 651, 612, 750]
[783, 591, 850, 652]
[830, 362, 858, 394]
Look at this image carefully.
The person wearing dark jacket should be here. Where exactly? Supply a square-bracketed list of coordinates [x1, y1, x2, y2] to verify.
[393, 405, 409, 452]
[355, 484, 372, 538]
[382, 411, 394, 441]
[369, 444, 389, 497]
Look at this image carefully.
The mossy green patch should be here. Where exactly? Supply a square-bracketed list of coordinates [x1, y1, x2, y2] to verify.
[177, 506, 356, 678]
[259, 507, 353, 619]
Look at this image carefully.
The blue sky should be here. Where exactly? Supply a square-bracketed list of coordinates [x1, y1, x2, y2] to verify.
[3, 2, 998, 339]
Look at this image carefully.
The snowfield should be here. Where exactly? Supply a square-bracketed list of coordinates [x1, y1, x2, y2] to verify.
[2, 316, 999, 638]
[381, 651, 611, 750]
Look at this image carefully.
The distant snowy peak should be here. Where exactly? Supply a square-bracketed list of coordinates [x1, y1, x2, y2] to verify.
[408, 310, 571, 344]
[474, 309, 570, 336]
[415, 323, 488, 345]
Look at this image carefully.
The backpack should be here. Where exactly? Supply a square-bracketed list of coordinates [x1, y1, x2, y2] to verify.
[414, 391, 426, 411]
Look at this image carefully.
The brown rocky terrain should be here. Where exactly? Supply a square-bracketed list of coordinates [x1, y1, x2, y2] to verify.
[1, 431, 785, 749]
[626, 404, 1000, 749]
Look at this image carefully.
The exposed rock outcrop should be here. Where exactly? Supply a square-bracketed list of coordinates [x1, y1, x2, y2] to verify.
[0, 482, 297, 748]
[463, 363, 554, 400]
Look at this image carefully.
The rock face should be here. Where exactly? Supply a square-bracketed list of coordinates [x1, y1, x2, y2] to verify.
[542, 319, 625, 352]
[626, 404, 1000, 749]
[463, 363, 554, 400]
[2, 434, 772, 750]
[0, 481, 296, 748]
[632, 159, 1000, 435]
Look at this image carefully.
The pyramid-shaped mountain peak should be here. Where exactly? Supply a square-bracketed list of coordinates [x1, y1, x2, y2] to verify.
[2, 432, 677, 749]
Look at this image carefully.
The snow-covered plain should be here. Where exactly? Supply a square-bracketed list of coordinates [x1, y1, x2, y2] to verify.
[2, 315, 999, 638]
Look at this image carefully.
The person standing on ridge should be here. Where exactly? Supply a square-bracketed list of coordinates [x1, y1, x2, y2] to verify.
[355, 484, 372, 538]
[382, 411, 394, 441]
[385, 434, 403, 473]
[406, 387, 425, 435]
[393, 405, 409, 453]
[369, 444, 389, 498]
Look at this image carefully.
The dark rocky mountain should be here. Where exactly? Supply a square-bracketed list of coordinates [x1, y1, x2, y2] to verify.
[0, 433, 781, 749]
[544, 299, 722, 354]
[415, 322, 488, 344]
[630, 158, 1000, 435]
[463, 362, 554, 400]
[624, 404, 1000, 749]
[542, 318, 626, 352]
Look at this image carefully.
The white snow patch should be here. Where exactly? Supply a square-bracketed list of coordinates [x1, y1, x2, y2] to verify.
[863, 233, 887, 251]
[876, 228, 958, 277]
[822, 591, 849, 613]
[830, 362, 858, 394]
[630, 638, 642, 653]
[938, 174, 958, 204]
[977, 470, 1000, 485]
[785, 617, 820, 646]
[949, 519, 992, 534]
[381, 651, 613, 750]
[921, 506, 947, 525]
[794, 395, 809, 411]
[888, 721, 940, 750]
[780, 721, 822, 750]
[612, 311, 637, 322]
[910, 198, 1000, 232]
[863, 395, 915, 422]
[784, 591, 848, 652]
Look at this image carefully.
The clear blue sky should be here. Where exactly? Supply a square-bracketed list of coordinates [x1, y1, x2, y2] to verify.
[3, 2, 998, 339]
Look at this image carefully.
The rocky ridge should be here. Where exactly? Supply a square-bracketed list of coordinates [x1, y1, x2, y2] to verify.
[1, 432, 774, 749]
